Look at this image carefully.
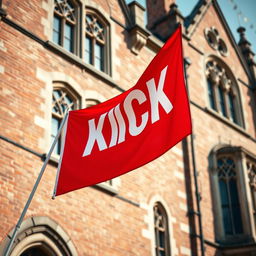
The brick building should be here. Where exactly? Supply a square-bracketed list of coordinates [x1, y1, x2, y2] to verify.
[0, 0, 256, 255]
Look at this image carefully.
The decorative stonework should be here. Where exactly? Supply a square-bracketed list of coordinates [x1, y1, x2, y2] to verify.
[204, 27, 228, 56]
[130, 26, 149, 55]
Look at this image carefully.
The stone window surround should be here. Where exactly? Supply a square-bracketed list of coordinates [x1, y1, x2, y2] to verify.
[146, 195, 175, 256]
[209, 144, 256, 244]
[0, 216, 78, 256]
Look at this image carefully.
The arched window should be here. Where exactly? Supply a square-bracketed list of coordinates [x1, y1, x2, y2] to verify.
[217, 156, 243, 235]
[53, 0, 78, 53]
[85, 9, 109, 72]
[52, 83, 80, 155]
[209, 145, 256, 244]
[153, 202, 170, 256]
[5, 216, 77, 256]
[205, 58, 243, 127]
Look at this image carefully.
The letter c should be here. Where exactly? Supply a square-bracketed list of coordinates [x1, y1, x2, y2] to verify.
[124, 89, 148, 136]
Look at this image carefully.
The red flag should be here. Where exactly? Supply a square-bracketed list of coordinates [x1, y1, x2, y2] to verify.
[55, 26, 191, 196]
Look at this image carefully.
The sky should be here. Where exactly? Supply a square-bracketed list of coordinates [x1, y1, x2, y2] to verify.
[125, 0, 256, 54]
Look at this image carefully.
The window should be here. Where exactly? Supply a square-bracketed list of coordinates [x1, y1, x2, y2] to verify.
[52, 84, 80, 155]
[205, 58, 243, 127]
[217, 157, 243, 235]
[85, 11, 107, 72]
[6, 216, 77, 256]
[53, 0, 78, 53]
[209, 145, 256, 244]
[52, 3, 111, 74]
[153, 202, 170, 256]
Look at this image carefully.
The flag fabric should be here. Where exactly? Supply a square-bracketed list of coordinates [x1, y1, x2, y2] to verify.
[55, 26, 192, 196]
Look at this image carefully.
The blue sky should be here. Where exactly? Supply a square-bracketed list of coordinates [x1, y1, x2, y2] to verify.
[125, 0, 256, 54]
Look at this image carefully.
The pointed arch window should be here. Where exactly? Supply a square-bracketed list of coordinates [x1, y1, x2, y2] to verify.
[52, 84, 80, 155]
[209, 146, 256, 245]
[217, 157, 243, 235]
[53, 0, 78, 53]
[205, 59, 244, 127]
[85, 10, 108, 72]
[153, 202, 170, 256]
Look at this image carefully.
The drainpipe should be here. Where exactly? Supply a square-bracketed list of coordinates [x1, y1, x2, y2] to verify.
[184, 57, 205, 256]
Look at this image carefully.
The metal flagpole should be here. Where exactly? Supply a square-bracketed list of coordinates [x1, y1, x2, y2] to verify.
[184, 57, 205, 256]
[3, 110, 69, 256]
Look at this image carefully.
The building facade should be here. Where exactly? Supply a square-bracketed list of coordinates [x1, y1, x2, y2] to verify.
[0, 0, 256, 255]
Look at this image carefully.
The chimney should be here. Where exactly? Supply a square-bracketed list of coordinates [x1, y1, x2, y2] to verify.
[146, 0, 184, 41]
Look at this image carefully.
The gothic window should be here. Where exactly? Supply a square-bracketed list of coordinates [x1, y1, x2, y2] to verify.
[154, 202, 170, 256]
[53, 0, 78, 53]
[52, 84, 80, 155]
[7, 216, 77, 256]
[210, 146, 256, 244]
[205, 58, 243, 127]
[85, 10, 108, 72]
[247, 158, 256, 231]
[217, 157, 243, 235]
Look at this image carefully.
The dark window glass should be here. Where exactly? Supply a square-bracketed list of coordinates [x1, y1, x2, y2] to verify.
[207, 79, 216, 110]
[64, 23, 74, 52]
[52, 87, 76, 155]
[154, 203, 170, 256]
[85, 13, 106, 72]
[53, 0, 76, 53]
[217, 157, 243, 235]
[228, 92, 237, 124]
[85, 36, 93, 64]
[53, 16, 61, 45]
[218, 87, 227, 117]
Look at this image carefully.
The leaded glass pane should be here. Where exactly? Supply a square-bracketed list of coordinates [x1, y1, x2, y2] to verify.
[85, 37, 93, 64]
[207, 79, 216, 110]
[52, 87, 76, 155]
[218, 86, 227, 117]
[53, 0, 76, 51]
[154, 203, 170, 256]
[53, 16, 61, 44]
[51, 117, 60, 155]
[217, 156, 243, 235]
[85, 12, 106, 71]
[228, 92, 237, 124]
[95, 43, 104, 71]
[64, 23, 74, 52]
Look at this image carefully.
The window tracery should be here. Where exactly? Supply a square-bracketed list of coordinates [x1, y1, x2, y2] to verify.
[52, 84, 80, 155]
[53, 0, 77, 53]
[205, 58, 243, 127]
[85, 12, 107, 72]
[153, 202, 170, 256]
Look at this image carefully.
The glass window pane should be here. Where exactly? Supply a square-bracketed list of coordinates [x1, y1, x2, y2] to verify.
[64, 23, 74, 52]
[53, 16, 61, 45]
[222, 207, 233, 234]
[207, 79, 216, 110]
[51, 117, 60, 155]
[85, 37, 93, 64]
[218, 87, 227, 117]
[95, 43, 104, 71]
[229, 179, 243, 234]
[228, 93, 237, 124]
[219, 179, 229, 205]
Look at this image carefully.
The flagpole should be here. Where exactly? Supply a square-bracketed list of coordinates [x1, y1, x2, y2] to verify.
[3, 110, 69, 256]
[184, 57, 205, 256]
[52, 111, 69, 199]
